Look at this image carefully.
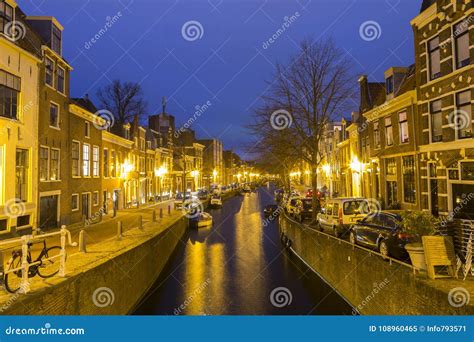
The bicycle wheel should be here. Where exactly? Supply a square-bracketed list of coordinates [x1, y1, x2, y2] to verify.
[4, 254, 23, 293]
[37, 246, 63, 278]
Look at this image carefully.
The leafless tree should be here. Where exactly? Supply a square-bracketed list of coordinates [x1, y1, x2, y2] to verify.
[96, 79, 147, 125]
[248, 38, 354, 216]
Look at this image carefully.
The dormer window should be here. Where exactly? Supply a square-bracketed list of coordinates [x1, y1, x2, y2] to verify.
[385, 76, 394, 94]
[0, 1, 13, 36]
[51, 24, 62, 55]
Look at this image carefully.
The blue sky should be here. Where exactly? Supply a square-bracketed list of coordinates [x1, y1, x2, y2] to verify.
[19, 0, 420, 156]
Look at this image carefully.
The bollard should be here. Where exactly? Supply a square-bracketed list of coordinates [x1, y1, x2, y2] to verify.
[79, 230, 87, 253]
[117, 221, 123, 240]
[168, 205, 171, 216]
[160, 208, 163, 219]
[139, 215, 144, 231]
[59, 225, 67, 277]
[19, 235, 30, 293]
[152, 210, 157, 222]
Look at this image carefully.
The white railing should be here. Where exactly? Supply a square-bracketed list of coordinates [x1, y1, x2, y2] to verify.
[0, 225, 77, 294]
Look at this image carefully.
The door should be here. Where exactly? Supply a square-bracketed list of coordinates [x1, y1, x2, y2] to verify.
[430, 180, 439, 216]
[386, 181, 398, 207]
[82, 193, 90, 219]
[103, 191, 108, 214]
[39, 195, 58, 230]
[113, 190, 120, 211]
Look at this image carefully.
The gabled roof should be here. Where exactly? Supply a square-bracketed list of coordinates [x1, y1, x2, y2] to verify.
[368, 82, 386, 107]
[396, 64, 416, 95]
[70, 97, 98, 114]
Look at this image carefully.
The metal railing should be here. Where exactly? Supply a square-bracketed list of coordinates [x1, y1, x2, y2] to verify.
[0, 225, 77, 294]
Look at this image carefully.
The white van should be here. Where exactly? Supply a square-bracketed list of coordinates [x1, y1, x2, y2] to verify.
[316, 198, 369, 237]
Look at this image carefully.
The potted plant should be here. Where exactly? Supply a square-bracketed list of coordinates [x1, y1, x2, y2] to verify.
[400, 211, 439, 271]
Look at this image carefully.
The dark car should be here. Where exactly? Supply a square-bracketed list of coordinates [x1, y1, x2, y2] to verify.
[264, 204, 280, 217]
[294, 198, 318, 222]
[349, 212, 415, 260]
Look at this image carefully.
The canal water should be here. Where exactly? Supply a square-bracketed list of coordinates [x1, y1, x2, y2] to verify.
[133, 185, 353, 315]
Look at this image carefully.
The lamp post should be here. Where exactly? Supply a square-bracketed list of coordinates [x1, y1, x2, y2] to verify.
[154, 166, 167, 202]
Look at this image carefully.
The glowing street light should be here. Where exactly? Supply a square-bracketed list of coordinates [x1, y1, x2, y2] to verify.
[121, 159, 134, 179]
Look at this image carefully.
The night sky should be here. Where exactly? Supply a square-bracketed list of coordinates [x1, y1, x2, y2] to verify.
[19, 0, 419, 156]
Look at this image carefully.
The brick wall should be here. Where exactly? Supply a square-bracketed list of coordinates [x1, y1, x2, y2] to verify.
[280, 216, 474, 315]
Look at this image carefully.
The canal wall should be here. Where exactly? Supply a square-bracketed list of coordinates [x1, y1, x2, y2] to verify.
[2, 215, 188, 315]
[280, 215, 474, 315]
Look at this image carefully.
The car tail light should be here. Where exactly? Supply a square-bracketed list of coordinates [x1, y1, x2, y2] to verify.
[397, 232, 412, 240]
[338, 207, 343, 225]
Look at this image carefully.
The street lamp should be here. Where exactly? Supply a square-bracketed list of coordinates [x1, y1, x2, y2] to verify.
[190, 170, 199, 191]
[154, 166, 168, 201]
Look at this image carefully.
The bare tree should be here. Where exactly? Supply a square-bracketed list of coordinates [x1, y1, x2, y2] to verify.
[248, 38, 354, 217]
[96, 80, 147, 125]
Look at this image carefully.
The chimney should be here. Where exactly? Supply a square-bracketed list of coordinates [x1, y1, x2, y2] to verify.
[358, 75, 371, 113]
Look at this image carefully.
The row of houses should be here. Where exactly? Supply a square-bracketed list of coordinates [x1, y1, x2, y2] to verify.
[300, 0, 473, 219]
[0, 0, 249, 239]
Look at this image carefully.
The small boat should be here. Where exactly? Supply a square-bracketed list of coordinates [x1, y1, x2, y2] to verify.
[210, 195, 223, 208]
[196, 212, 213, 228]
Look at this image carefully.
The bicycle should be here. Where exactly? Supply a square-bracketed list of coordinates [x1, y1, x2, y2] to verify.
[3, 240, 64, 293]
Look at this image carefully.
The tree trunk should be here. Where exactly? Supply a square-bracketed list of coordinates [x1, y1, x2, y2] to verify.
[311, 166, 319, 221]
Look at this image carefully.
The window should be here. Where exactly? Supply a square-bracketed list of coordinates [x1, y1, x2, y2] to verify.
[85, 121, 90, 138]
[140, 157, 145, 172]
[326, 204, 333, 216]
[111, 150, 116, 177]
[399, 111, 409, 143]
[385, 158, 396, 176]
[140, 138, 145, 151]
[332, 203, 339, 217]
[15, 149, 28, 202]
[0, 69, 20, 120]
[103, 148, 109, 177]
[52, 24, 62, 55]
[430, 99, 442, 142]
[0, 219, 7, 232]
[428, 36, 441, 80]
[0, 1, 13, 36]
[385, 76, 393, 94]
[92, 191, 99, 206]
[455, 90, 472, 139]
[39, 147, 49, 181]
[57, 66, 65, 93]
[454, 20, 470, 69]
[403, 156, 416, 204]
[45, 57, 54, 87]
[71, 194, 79, 211]
[17, 215, 30, 228]
[124, 127, 130, 139]
[72, 141, 80, 177]
[92, 146, 99, 177]
[385, 116, 393, 146]
[50, 148, 59, 180]
[83, 144, 90, 177]
[373, 121, 380, 148]
[49, 102, 59, 128]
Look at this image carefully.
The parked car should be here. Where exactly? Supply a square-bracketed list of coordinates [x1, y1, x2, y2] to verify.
[294, 198, 318, 222]
[316, 198, 369, 237]
[174, 192, 191, 209]
[285, 196, 301, 216]
[264, 204, 280, 217]
[349, 211, 414, 260]
[209, 194, 223, 208]
[305, 189, 313, 198]
[198, 190, 209, 201]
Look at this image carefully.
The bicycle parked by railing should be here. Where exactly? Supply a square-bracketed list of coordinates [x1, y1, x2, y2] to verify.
[3, 240, 64, 293]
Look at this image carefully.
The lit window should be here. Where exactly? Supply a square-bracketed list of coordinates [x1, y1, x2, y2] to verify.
[103, 149, 109, 177]
[92, 146, 99, 177]
[39, 147, 49, 181]
[385, 117, 393, 146]
[49, 103, 59, 128]
[399, 111, 409, 143]
[15, 149, 28, 202]
[454, 20, 470, 69]
[428, 36, 441, 80]
[111, 150, 116, 177]
[83, 144, 90, 177]
[430, 99, 442, 142]
[72, 141, 80, 177]
[50, 148, 59, 180]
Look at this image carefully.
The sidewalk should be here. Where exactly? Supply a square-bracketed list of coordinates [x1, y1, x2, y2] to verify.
[0, 203, 184, 311]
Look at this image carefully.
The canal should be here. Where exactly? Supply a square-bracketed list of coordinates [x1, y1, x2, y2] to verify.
[133, 185, 353, 315]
